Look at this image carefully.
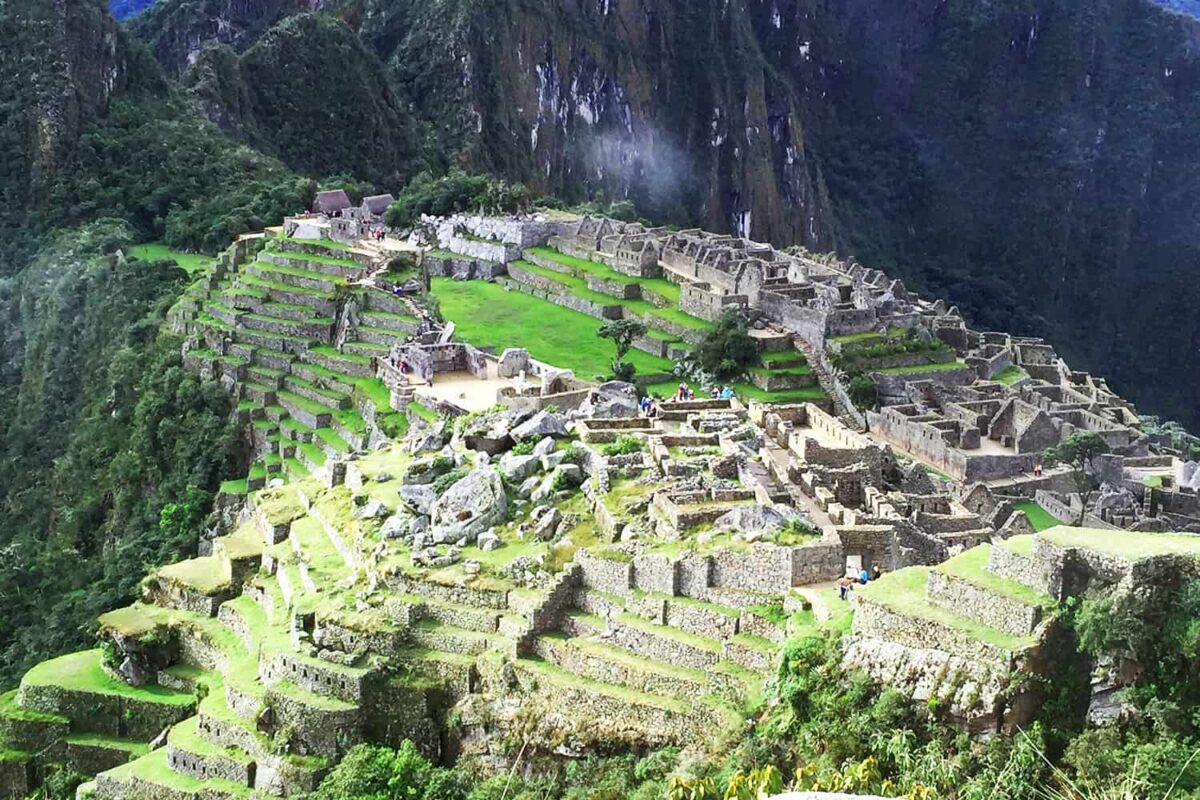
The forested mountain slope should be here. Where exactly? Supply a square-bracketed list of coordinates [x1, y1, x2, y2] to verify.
[130, 0, 1200, 428]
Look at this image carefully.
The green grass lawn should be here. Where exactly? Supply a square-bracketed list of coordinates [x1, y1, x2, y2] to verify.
[994, 365, 1028, 385]
[526, 246, 682, 304]
[432, 278, 673, 379]
[128, 243, 212, 274]
[874, 360, 970, 375]
[509, 260, 712, 332]
[1040, 526, 1200, 561]
[1013, 500, 1060, 532]
[936, 544, 1056, 609]
[857, 568, 1034, 652]
[641, 379, 825, 405]
[22, 651, 196, 705]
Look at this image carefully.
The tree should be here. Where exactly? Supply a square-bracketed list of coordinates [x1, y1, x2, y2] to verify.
[598, 319, 647, 382]
[1042, 432, 1110, 525]
[847, 375, 878, 410]
[694, 310, 758, 380]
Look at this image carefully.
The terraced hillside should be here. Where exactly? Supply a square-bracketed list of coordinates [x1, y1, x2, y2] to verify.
[168, 234, 426, 493]
[844, 527, 1200, 732]
[0, 423, 829, 798]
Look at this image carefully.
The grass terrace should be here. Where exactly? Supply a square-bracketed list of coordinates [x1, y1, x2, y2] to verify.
[1012, 501, 1059, 532]
[874, 361, 971, 375]
[508, 260, 712, 332]
[265, 248, 361, 268]
[525, 246, 682, 304]
[22, 651, 196, 706]
[1039, 526, 1200, 561]
[857, 568, 1035, 652]
[994, 365, 1028, 385]
[433, 278, 673, 378]
[128, 243, 211, 274]
[272, 232, 350, 250]
[936, 544, 1056, 609]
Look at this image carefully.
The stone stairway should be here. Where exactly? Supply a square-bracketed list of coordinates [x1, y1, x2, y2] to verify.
[793, 336, 866, 431]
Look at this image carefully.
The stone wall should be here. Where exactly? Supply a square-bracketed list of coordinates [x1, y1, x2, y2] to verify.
[576, 550, 634, 595]
[853, 595, 1017, 663]
[925, 570, 1043, 637]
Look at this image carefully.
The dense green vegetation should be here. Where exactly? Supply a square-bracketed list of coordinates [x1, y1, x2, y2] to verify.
[384, 171, 532, 229]
[185, 14, 421, 187]
[0, 224, 239, 684]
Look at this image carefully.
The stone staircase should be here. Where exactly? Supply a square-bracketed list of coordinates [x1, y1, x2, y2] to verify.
[793, 336, 866, 431]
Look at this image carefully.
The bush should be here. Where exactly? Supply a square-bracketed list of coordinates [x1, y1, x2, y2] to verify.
[308, 741, 434, 800]
[511, 440, 536, 456]
[847, 375, 878, 409]
[432, 467, 469, 496]
[602, 435, 645, 456]
[692, 310, 758, 380]
[551, 468, 581, 492]
[386, 170, 530, 228]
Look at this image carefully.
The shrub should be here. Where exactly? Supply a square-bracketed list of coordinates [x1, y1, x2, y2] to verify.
[692, 310, 758, 380]
[551, 469, 581, 492]
[385, 170, 530, 228]
[511, 440, 536, 456]
[602, 435, 645, 456]
[432, 467, 469, 496]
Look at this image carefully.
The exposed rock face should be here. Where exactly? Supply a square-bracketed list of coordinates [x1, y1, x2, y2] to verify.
[713, 504, 809, 538]
[430, 468, 508, 543]
[511, 410, 569, 441]
[406, 420, 450, 454]
[579, 381, 639, 419]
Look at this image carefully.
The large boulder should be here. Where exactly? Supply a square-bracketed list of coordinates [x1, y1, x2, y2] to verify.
[407, 419, 450, 454]
[511, 410, 569, 441]
[459, 408, 533, 455]
[499, 452, 540, 482]
[430, 468, 508, 543]
[398, 484, 438, 516]
[579, 381, 639, 419]
[713, 504, 812, 538]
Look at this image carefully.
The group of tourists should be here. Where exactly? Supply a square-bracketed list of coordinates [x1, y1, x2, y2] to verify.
[837, 563, 882, 600]
[638, 396, 661, 418]
[673, 383, 736, 402]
